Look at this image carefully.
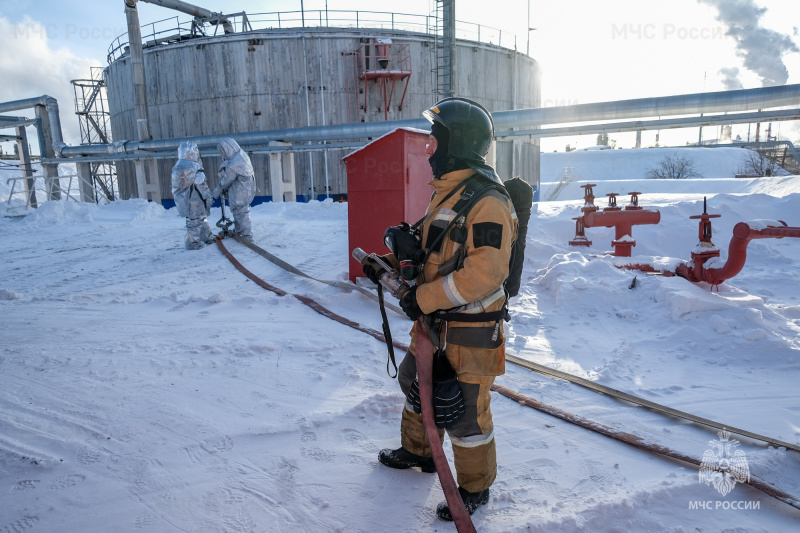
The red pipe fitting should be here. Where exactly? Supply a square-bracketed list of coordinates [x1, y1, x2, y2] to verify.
[605, 192, 621, 211]
[569, 216, 592, 247]
[583, 207, 661, 257]
[626, 192, 643, 210]
[703, 220, 800, 285]
[580, 183, 597, 210]
[570, 187, 660, 256]
[676, 210, 800, 285]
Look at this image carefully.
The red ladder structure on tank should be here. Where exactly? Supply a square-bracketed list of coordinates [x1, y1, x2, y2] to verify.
[352, 39, 412, 121]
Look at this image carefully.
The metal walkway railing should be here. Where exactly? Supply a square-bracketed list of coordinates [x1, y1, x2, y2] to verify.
[5, 173, 104, 216]
[107, 9, 520, 63]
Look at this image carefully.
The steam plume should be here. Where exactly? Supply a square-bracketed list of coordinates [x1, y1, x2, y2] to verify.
[718, 67, 744, 90]
[699, 0, 799, 86]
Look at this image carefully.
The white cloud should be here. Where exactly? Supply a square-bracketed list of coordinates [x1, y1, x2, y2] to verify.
[0, 15, 102, 148]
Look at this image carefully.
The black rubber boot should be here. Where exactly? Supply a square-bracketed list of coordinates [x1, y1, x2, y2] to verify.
[436, 486, 490, 521]
[378, 447, 436, 473]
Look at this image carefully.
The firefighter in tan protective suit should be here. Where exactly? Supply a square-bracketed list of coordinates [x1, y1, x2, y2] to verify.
[363, 98, 517, 521]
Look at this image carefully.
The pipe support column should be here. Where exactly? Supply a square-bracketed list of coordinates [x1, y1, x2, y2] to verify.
[124, 0, 162, 203]
[15, 126, 37, 208]
[76, 162, 96, 203]
[34, 104, 61, 200]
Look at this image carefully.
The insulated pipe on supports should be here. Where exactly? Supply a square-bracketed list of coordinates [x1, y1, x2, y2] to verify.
[0, 96, 55, 114]
[495, 108, 800, 139]
[44, 141, 366, 165]
[700, 221, 800, 285]
[57, 85, 800, 160]
[59, 119, 428, 158]
[491, 84, 800, 130]
[0, 96, 66, 156]
[0, 116, 37, 128]
[139, 0, 234, 33]
[1, 116, 47, 168]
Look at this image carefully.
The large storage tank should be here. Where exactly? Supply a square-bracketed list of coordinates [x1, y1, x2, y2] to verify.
[105, 19, 540, 203]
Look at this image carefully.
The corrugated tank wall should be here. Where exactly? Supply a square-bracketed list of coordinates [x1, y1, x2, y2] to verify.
[104, 27, 540, 202]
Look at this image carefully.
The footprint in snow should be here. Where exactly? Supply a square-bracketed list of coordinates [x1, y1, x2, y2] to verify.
[341, 429, 366, 442]
[201, 435, 234, 454]
[12, 479, 40, 492]
[300, 447, 336, 462]
[49, 474, 86, 490]
[76, 447, 102, 465]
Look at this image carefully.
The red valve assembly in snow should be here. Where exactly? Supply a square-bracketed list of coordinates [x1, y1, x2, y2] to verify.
[675, 197, 800, 286]
[569, 186, 800, 287]
[569, 184, 660, 257]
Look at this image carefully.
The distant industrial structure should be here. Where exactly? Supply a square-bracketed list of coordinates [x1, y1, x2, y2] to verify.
[102, 1, 540, 204]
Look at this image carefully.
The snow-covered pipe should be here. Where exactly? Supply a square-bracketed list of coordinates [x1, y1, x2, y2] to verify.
[702, 221, 800, 285]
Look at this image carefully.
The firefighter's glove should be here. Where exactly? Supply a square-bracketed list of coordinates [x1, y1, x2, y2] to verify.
[432, 352, 465, 429]
[406, 378, 422, 415]
[362, 263, 380, 285]
[211, 186, 223, 199]
[400, 286, 423, 321]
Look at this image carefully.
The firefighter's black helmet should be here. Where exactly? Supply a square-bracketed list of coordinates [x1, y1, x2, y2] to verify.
[422, 97, 494, 163]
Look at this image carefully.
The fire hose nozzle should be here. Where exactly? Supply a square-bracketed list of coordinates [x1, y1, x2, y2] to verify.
[352, 247, 411, 300]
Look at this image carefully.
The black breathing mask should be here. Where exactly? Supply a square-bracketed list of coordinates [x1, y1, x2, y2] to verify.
[428, 122, 451, 179]
[384, 223, 425, 280]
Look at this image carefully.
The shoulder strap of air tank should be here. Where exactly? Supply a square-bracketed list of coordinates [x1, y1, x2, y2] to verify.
[410, 174, 483, 231]
[451, 178, 510, 214]
[449, 179, 506, 225]
[418, 177, 500, 269]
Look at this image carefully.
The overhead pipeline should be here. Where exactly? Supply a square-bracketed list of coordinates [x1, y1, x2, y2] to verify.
[0, 96, 67, 156]
[57, 84, 800, 160]
[139, 0, 234, 33]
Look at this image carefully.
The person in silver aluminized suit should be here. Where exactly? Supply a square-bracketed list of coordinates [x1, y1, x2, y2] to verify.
[171, 140, 215, 250]
[212, 138, 256, 242]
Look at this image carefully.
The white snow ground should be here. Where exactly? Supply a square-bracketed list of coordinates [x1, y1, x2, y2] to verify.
[1, 147, 800, 532]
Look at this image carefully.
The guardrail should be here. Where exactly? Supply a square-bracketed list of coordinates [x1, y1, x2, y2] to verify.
[107, 9, 519, 63]
[5, 173, 101, 214]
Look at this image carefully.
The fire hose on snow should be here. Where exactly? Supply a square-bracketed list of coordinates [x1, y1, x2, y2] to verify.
[351, 247, 477, 530]
[415, 316, 478, 532]
[214, 236, 800, 518]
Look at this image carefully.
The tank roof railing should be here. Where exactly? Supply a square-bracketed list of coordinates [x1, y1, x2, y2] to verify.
[107, 9, 519, 63]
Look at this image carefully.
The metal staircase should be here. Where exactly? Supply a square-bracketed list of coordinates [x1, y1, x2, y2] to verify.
[736, 141, 800, 176]
[72, 67, 118, 203]
[760, 141, 800, 175]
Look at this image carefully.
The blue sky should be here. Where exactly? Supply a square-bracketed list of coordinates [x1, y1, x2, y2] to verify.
[1, 0, 798, 149]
